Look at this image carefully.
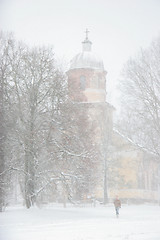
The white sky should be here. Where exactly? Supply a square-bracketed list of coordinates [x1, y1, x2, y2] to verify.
[1, 0, 160, 105]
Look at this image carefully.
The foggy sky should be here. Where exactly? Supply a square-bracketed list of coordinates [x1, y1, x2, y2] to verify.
[1, 0, 160, 106]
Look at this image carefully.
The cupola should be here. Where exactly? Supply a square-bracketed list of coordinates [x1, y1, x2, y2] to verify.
[70, 29, 104, 71]
[67, 30, 107, 103]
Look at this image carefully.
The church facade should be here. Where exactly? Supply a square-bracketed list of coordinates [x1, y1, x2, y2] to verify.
[67, 31, 159, 203]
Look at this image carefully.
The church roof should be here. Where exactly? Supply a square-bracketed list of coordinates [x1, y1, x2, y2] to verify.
[69, 29, 104, 71]
[70, 51, 104, 70]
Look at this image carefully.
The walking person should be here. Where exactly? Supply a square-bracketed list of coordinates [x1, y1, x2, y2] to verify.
[114, 196, 121, 218]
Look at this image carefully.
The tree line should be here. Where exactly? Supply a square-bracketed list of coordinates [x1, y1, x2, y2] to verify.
[0, 32, 98, 210]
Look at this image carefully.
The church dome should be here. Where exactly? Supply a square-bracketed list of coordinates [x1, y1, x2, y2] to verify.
[70, 51, 104, 70]
[69, 30, 104, 71]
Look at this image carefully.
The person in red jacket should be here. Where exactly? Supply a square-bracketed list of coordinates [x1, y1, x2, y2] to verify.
[114, 196, 121, 217]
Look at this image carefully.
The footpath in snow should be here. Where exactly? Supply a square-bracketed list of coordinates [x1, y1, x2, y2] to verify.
[0, 204, 160, 240]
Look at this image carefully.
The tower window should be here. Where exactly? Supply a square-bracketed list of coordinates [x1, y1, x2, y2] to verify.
[80, 75, 86, 90]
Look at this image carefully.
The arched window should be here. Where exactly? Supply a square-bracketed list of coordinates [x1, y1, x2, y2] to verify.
[80, 75, 86, 90]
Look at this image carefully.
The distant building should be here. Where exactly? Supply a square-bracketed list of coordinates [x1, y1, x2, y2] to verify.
[66, 30, 159, 203]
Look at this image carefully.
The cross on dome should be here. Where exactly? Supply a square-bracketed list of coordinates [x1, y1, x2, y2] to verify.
[85, 28, 89, 40]
[82, 28, 92, 52]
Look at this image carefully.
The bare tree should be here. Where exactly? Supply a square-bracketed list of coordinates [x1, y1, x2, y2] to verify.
[117, 35, 160, 157]
[0, 32, 68, 208]
[0, 32, 15, 211]
[0, 32, 100, 209]
[0, 36, 6, 211]
[9, 45, 68, 207]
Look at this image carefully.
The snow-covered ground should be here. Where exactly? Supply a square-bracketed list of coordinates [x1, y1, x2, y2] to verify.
[0, 204, 160, 240]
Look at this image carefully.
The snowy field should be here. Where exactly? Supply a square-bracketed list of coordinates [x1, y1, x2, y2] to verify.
[0, 204, 160, 240]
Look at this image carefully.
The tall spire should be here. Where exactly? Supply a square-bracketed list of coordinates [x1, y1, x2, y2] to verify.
[82, 28, 92, 52]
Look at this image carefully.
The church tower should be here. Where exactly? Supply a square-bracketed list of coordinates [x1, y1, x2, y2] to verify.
[67, 29, 107, 103]
[66, 30, 114, 202]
